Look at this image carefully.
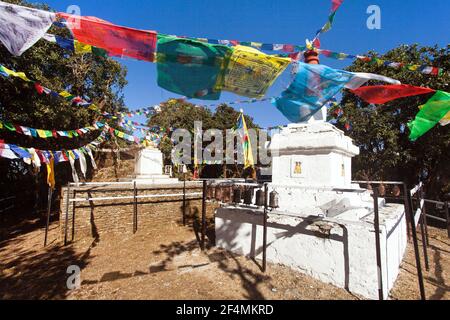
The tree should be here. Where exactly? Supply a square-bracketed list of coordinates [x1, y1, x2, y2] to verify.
[0, 0, 128, 215]
[148, 99, 260, 178]
[0, 0, 128, 152]
[330, 44, 450, 200]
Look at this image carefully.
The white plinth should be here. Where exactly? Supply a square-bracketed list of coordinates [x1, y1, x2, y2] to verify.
[269, 122, 360, 188]
[135, 149, 164, 176]
[134, 149, 179, 184]
[215, 204, 407, 300]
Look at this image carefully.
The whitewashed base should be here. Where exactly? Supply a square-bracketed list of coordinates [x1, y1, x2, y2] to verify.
[215, 204, 407, 300]
[134, 149, 178, 184]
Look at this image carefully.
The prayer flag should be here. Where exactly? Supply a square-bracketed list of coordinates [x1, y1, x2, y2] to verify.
[273, 62, 399, 122]
[235, 112, 255, 169]
[157, 35, 232, 100]
[0, 2, 56, 56]
[57, 13, 157, 62]
[350, 85, 435, 104]
[408, 91, 450, 141]
[46, 157, 56, 189]
[216, 45, 291, 98]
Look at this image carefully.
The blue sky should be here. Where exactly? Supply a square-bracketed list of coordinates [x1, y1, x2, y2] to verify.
[30, 0, 449, 129]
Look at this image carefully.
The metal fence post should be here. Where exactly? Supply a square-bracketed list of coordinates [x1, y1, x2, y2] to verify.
[44, 187, 53, 247]
[201, 180, 207, 251]
[405, 184, 426, 300]
[416, 186, 429, 271]
[445, 202, 450, 239]
[71, 190, 77, 242]
[64, 184, 71, 246]
[373, 188, 384, 300]
[182, 176, 186, 226]
[133, 181, 138, 234]
[262, 183, 268, 273]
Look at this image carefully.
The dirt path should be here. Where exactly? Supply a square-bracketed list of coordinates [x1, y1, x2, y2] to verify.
[0, 210, 448, 300]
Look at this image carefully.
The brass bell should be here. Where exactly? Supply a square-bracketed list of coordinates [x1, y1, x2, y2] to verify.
[378, 184, 386, 197]
[206, 185, 215, 200]
[255, 189, 265, 207]
[232, 187, 242, 204]
[222, 186, 231, 203]
[215, 185, 223, 202]
[269, 190, 279, 209]
[243, 188, 254, 205]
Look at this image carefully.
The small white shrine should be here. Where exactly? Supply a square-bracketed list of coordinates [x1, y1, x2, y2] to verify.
[134, 147, 178, 185]
[215, 107, 408, 300]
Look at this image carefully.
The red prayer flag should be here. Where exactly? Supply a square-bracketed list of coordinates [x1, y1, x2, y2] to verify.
[331, 0, 344, 12]
[350, 85, 435, 104]
[34, 82, 44, 94]
[57, 13, 157, 62]
[14, 125, 23, 134]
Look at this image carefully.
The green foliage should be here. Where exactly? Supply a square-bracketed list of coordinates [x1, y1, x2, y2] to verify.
[148, 99, 259, 177]
[331, 44, 450, 199]
[0, 0, 128, 152]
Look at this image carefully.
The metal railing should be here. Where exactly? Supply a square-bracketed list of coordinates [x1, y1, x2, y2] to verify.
[46, 180, 205, 247]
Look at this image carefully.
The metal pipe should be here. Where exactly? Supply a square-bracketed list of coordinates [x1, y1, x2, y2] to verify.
[373, 188, 384, 300]
[262, 183, 268, 273]
[71, 190, 77, 241]
[69, 193, 202, 203]
[404, 183, 426, 300]
[201, 180, 207, 251]
[133, 181, 138, 234]
[445, 202, 450, 238]
[425, 214, 447, 223]
[182, 177, 186, 226]
[418, 186, 430, 271]
[64, 185, 71, 246]
[44, 187, 53, 247]
[352, 180, 404, 185]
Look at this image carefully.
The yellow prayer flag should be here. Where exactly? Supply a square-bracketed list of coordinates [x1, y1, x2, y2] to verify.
[59, 91, 72, 99]
[74, 41, 93, 54]
[215, 45, 290, 98]
[2, 65, 31, 82]
[46, 158, 56, 190]
[37, 129, 47, 138]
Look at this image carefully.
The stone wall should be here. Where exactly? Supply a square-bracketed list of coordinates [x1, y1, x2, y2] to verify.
[59, 183, 208, 241]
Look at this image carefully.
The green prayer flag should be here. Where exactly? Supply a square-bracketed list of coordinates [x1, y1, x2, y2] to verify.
[408, 90, 450, 141]
[92, 46, 108, 58]
[156, 34, 232, 100]
[3, 122, 16, 132]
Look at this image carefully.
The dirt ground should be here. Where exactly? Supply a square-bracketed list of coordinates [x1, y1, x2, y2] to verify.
[0, 207, 448, 300]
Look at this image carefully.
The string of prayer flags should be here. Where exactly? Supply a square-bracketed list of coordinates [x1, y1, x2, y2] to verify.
[57, 13, 157, 62]
[318, 49, 444, 76]
[350, 84, 436, 104]
[0, 2, 56, 56]
[216, 45, 291, 99]
[0, 120, 100, 139]
[408, 90, 450, 141]
[43, 33, 109, 58]
[156, 35, 232, 100]
[312, 0, 345, 42]
[107, 126, 140, 144]
[273, 62, 400, 122]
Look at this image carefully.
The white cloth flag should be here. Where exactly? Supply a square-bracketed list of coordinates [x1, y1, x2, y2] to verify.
[77, 151, 88, 179]
[345, 72, 401, 90]
[0, 2, 56, 56]
[69, 157, 80, 185]
[86, 148, 97, 170]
